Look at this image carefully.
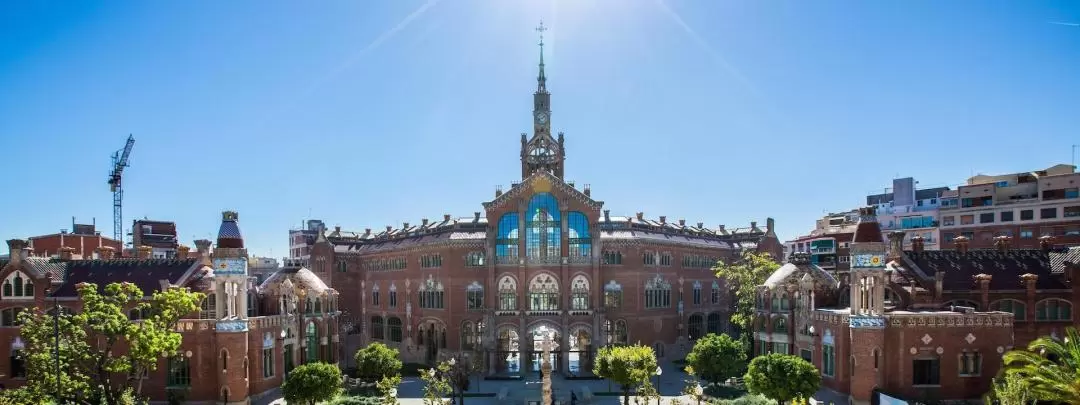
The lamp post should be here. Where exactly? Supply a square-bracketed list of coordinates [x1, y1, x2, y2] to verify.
[693, 383, 703, 405]
[448, 357, 460, 405]
[44, 288, 61, 401]
[654, 366, 663, 405]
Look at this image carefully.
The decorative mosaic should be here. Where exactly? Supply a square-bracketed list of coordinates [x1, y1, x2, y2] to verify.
[849, 316, 885, 329]
[216, 320, 249, 333]
[965, 333, 977, 344]
[852, 254, 886, 268]
[212, 257, 248, 276]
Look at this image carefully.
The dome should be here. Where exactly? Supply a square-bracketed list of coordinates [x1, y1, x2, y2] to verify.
[259, 266, 332, 296]
[763, 262, 837, 289]
[216, 211, 244, 249]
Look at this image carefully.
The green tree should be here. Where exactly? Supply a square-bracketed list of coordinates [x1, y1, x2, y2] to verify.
[712, 251, 780, 338]
[984, 369, 1029, 405]
[419, 361, 453, 405]
[686, 333, 747, 386]
[376, 374, 402, 405]
[15, 282, 202, 404]
[593, 344, 658, 405]
[282, 362, 343, 405]
[744, 353, 820, 405]
[1001, 326, 1080, 404]
[354, 342, 403, 382]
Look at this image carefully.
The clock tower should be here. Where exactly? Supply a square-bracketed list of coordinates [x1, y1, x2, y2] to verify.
[521, 20, 565, 179]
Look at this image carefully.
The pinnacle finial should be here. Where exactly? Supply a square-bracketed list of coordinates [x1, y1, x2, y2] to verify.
[536, 20, 548, 92]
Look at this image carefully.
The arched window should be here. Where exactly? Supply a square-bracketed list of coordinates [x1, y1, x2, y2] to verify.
[305, 322, 318, 363]
[465, 251, 486, 266]
[525, 193, 561, 258]
[305, 297, 314, 314]
[372, 284, 381, 306]
[604, 319, 628, 345]
[462, 321, 476, 350]
[418, 276, 445, 309]
[371, 316, 385, 340]
[128, 306, 151, 320]
[780, 293, 791, 311]
[221, 349, 229, 372]
[1036, 299, 1072, 321]
[570, 276, 589, 310]
[2, 272, 34, 298]
[644, 275, 671, 309]
[498, 276, 517, 311]
[167, 355, 191, 387]
[773, 317, 788, 333]
[707, 313, 722, 334]
[388, 317, 402, 342]
[688, 314, 704, 340]
[466, 282, 484, 310]
[839, 287, 850, 308]
[200, 294, 217, 319]
[568, 212, 591, 258]
[496, 213, 520, 259]
[692, 281, 702, 305]
[603, 281, 622, 309]
[711, 281, 720, 304]
[314, 296, 322, 313]
[944, 300, 979, 311]
[529, 274, 559, 311]
[1, 307, 24, 327]
[771, 291, 780, 311]
[989, 299, 1026, 321]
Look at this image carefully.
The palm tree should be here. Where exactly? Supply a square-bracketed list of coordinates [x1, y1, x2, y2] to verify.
[1000, 326, 1080, 404]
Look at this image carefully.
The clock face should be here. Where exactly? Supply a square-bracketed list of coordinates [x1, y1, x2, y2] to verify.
[536, 112, 548, 124]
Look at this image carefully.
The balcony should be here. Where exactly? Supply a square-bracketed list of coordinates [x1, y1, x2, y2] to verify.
[809, 247, 835, 255]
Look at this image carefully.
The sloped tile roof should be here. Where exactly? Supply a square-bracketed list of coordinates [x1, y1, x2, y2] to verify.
[1048, 246, 1080, 274]
[903, 249, 1067, 290]
[23, 257, 67, 282]
[50, 258, 200, 297]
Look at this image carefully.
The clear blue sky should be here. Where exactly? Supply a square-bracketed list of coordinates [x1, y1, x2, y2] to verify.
[2, 1, 1078, 258]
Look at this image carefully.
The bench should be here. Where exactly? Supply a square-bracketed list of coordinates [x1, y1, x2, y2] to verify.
[580, 387, 594, 403]
[497, 387, 510, 401]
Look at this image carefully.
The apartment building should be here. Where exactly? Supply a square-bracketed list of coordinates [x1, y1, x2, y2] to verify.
[790, 210, 858, 272]
[288, 219, 325, 261]
[867, 177, 949, 251]
[939, 164, 1080, 249]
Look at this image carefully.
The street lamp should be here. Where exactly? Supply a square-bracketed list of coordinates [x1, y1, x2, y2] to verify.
[389, 387, 398, 404]
[448, 357, 462, 405]
[44, 287, 61, 402]
[693, 383, 704, 405]
[654, 366, 663, 405]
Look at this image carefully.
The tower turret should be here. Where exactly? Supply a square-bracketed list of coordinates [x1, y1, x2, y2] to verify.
[847, 207, 887, 405]
[521, 20, 565, 179]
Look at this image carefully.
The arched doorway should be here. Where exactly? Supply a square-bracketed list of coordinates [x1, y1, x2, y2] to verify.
[567, 325, 593, 377]
[528, 324, 561, 376]
[494, 325, 521, 376]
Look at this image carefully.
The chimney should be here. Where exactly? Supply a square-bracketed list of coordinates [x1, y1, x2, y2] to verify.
[659, 216, 667, 224]
[403, 222, 410, 229]
[568, 181, 576, 188]
[974, 274, 993, 310]
[887, 231, 905, 260]
[422, 218, 429, 227]
[583, 184, 591, 197]
[994, 235, 1012, 253]
[751, 221, 758, 229]
[719, 225, 726, 232]
[697, 222, 704, 228]
[603, 210, 610, 222]
[678, 219, 685, 226]
[1021, 273, 1039, 326]
[364, 228, 372, 236]
[59, 246, 75, 261]
[911, 236, 925, 253]
[5, 239, 28, 263]
[177, 244, 190, 258]
[473, 212, 481, 222]
[194, 239, 212, 264]
[954, 235, 970, 254]
[767, 218, 775, 233]
[934, 271, 945, 303]
[636, 212, 644, 220]
[137, 245, 153, 259]
[385, 226, 393, 233]
[96, 245, 116, 260]
[334, 226, 341, 233]
[495, 187, 503, 198]
[443, 214, 451, 222]
[1039, 235, 1055, 252]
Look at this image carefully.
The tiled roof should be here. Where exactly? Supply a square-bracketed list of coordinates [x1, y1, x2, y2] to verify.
[599, 230, 730, 249]
[23, 257, 67, 282]
[50, 258, 200, 297]
[337, 230, 486, 254]
[902, 249, 1067, 290]
[1048, 246, 1080, 274]
[763, 262, 837, 289]
[218, 221, 242, 240]
[259, 266, 332, 296]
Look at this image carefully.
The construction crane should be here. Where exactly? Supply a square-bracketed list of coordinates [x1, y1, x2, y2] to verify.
[107, 135, 135, 244]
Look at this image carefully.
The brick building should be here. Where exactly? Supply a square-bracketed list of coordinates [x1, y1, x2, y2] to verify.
[0, 211, 341, 404]
[26, 219, 122, 259]
[939, 164, 1080, 250]
[755, 207, 1080, 404]
[311, 36, 782, 378]
[131, 219, 181, 259]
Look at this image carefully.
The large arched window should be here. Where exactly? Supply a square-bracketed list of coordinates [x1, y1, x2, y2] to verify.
[1, 272, 33, 298]
[526, 193, 561, 259]
[387, 317, 402, 342]
[644, 275, 671, 309]
[529, 274, 559, 311]
[603, 319, 628, 345]
[707, 313, 722, 334]
[989, 299, 1026, 321]
[496, 213, 520, 259]
[1036, 298, 1072, 321]
[498, 276, 517, 311]
[305, 322, 318, 363]
[570, 276, 589, 310]
[568, 212, 591, 258]
[200, 293, 217, 319]
[371, 316, 384, 340]
[688, 314, 704, 340]
[773, 317, 788, 333]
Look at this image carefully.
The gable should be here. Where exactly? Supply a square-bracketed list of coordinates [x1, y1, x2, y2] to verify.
[483, 170, 603, 212]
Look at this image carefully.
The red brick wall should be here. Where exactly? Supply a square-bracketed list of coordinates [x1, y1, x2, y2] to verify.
[28, 234, 122, 258]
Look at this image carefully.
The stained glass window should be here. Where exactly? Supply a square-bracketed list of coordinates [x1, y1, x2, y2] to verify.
[496, 213, 519, 258]
[526, 193, 561, 258]
[568, 212, 591, 258]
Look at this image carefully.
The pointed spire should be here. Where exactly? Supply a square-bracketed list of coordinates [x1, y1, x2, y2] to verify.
[536, 20, 548, 93]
